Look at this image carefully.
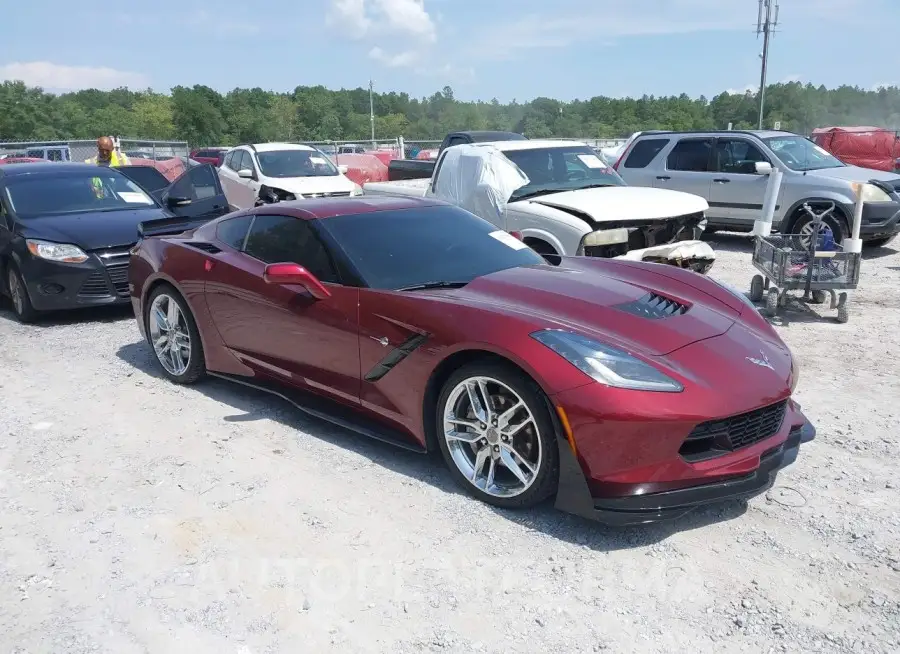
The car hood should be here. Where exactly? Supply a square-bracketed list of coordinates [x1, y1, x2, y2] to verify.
[18, 207, 169, 250]
[265, 175, 356, 196]
[526, 186, 709, 222]
[451, 262, 737, 356]
[805, 165, 900, 184]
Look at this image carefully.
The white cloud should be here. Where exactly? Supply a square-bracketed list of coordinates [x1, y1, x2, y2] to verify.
[725, 85, 756, 95]
[368, 47, 419, 68]
[0, 61, 149, 91]
[327, 0, 436, 42]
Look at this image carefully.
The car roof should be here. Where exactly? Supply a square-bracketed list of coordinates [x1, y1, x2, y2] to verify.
[635, 129, 797, 139]
[0, 161, 102, 177]
[248, 195, 448, 220]
[233, 142, 316, 153]
[480, 139, 587, 152]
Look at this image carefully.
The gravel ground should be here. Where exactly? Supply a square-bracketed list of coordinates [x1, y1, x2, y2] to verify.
[1, 234, 898, 653]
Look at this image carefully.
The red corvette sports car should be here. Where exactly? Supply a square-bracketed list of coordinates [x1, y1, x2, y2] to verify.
[129, 196, 815, 526]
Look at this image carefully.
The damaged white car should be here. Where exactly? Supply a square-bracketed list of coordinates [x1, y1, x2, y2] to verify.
[363, 140, 715, 273]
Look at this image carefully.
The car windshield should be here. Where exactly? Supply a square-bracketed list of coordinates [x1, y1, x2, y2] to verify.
[504, 145, 626, 200]
[256, 149, 339, 178]
[320, 204, 545, 290]
[3, 170, 157, 217]
[764, 136, 845, 171]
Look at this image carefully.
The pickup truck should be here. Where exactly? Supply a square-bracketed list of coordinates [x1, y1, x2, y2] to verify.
[364, 139, 716, 272]
[388, 130, 526, 181]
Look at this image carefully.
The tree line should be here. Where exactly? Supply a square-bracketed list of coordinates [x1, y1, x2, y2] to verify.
[1, 79, 898, 147]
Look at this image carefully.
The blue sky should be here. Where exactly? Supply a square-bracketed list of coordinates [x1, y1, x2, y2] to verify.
[1, 0, 895, 101]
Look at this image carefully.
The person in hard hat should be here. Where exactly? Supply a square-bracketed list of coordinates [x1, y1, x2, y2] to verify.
[85, 136, 130, 167]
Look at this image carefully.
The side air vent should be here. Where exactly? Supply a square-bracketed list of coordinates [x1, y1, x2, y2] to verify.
[185, 242, 222, 254]
[616, 292, 688, 319]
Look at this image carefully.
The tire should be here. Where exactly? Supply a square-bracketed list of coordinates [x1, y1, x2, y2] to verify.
[5, 263, 38, 323]
[788, 205, 848, 248]
[863, 235, 896, 248]
[143, 284, 206, 384]
[836, 304, 849, 324]
[749, 275, 764, 303]
[811, 290, 827, 304]
[525, 239, 561, 265]
[765, 288, 779, 317]
[435, 361, 559, 510]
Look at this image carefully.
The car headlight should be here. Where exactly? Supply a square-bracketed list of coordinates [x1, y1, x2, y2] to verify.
[26, 239, 88, 263]
[583, 227, 628, 247]
[852, 182, 892, 203]
[531, 329, 683, 392]
[351, 183, 363, 196]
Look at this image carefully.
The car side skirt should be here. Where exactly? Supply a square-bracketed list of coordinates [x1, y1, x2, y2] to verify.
[208, 372, 427, 454]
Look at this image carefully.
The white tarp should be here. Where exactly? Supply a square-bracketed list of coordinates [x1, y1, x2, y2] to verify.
[430, 144, 529, 222]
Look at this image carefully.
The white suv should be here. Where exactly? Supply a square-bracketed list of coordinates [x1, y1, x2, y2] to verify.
[218, 142, 362, 210]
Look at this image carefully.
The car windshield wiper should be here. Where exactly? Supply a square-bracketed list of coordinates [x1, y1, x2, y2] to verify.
[396, 281, 470, 292]
[512, 188, 572, 201]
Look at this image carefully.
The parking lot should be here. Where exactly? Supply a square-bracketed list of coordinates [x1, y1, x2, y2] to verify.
[1, 234, 898, 653]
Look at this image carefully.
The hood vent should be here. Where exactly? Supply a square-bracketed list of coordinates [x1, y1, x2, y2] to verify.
[616, 292, 688, 319]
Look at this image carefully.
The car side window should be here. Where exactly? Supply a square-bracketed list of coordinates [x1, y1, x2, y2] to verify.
[223, 151, 235, 170]
[244, 215, 339, 283]
[216, 215, 253, 249]
[667, 138, 714, 172]
[169, 165, 219, 200]
[715, 139, 769, 174]
[445, 136, 468, 149]
[0, 197, 10, 230]
[623, 138, 669, 168]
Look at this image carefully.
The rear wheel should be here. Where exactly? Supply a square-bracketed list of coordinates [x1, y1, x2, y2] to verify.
[6, 263, 38, 323]
[788, 205, 848, 249]
[749, 275, 765, 303]
[144, 285, 206, 384]
[436, 361, 559, 509]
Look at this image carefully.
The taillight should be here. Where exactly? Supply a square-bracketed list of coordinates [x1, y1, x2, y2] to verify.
[613, 145, 630, 170]
[509, 231, 523, 240]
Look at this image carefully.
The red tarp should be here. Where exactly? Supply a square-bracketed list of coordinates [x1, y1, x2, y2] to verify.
[124, 157, 188, 182]
[417, 149, 439, 160]
[331, 153, 389, 185]
[811, 126, 900, 172]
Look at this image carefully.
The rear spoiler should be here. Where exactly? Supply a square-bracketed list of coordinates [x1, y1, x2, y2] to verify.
[137, 215, 215, 239]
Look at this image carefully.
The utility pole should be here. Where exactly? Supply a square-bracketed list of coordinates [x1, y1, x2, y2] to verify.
[756, 0, 779, 129]
[369, 79, 376, 148]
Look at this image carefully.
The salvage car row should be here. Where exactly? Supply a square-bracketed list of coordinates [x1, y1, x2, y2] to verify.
[0, 153, 822, 528]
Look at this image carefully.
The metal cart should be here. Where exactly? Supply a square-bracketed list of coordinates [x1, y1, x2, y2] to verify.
[749, 202, 861, 323]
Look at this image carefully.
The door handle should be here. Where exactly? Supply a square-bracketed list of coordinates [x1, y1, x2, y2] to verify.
[713, 178, 731, 183]
[656, 175, 671, 180]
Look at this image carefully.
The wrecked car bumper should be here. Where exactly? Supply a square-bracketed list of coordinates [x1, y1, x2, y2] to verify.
[615, 240, 716, 274]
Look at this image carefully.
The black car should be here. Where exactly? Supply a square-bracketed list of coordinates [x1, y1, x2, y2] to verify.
[0, 162, 229, 322]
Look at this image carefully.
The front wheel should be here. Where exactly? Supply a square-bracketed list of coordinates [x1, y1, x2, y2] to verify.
[789, 207, 847, 249]
[436, 362, 559, 509]
[6, 264, 38, 323]
[144, 285, 206, 384]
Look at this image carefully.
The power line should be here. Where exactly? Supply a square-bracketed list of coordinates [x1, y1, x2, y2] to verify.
[756, 0, 780, 129]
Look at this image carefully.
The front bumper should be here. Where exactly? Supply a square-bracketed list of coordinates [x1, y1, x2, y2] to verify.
[550, 388, 815, 526]
[19, 250, 132, 312]
[857, 201, 900, 238]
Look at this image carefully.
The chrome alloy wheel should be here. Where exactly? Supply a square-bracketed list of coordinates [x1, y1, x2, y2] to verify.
[148, 293, 192, 376]
[442, 376, 542, 498]
[797, 220, 835, 250]
[8, 269, 24, 315]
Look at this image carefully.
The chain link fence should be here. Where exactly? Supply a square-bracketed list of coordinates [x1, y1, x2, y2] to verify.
[0, 138, 190, 163]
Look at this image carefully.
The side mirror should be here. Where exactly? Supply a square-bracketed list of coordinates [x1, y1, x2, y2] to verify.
[755, 161, 773, 175]
[167, 195, 191, 208]
[337, 164, 349, 174]
[238, 168, 254, 179]
[263, 262, 331, 300]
